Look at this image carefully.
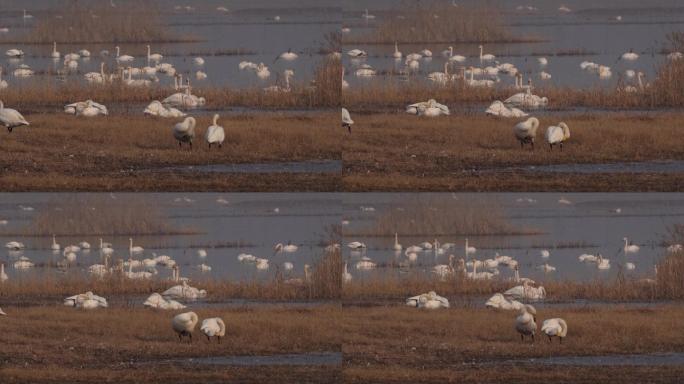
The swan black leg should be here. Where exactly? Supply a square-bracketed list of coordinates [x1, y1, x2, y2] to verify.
[548, 335, 552, 343]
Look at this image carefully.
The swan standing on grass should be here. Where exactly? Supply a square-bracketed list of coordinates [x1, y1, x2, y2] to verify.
[514, 117, 539, 149]
[205, 114, 225, 148]
[172, 312, 199, 343]
[546, 122, 570, 151]
[623, 237, 639, 254]
[541, 318, 568, 343]
[201, 317, 226, 343]
[342, 108, 354, 133]
[0, 101, 29, 132]
[515, 304, 537, 342]
[173, 117, 196, 148]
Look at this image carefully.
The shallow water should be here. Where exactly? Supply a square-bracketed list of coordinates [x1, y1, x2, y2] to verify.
[504, 352, 684, 366]
[497, 160, 684, 174]
[342, 0, 684, 90]
[162, 352, 342, 366]
[0, 0, 340, 88]
[157, 160, 342, 174]
[342, 193, 684, 282]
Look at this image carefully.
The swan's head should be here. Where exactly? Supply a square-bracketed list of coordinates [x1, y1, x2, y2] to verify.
[428, 291, 437, 298]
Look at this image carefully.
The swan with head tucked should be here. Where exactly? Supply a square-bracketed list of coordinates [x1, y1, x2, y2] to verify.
[143, 293, 186, 310]
[486, 101, 528, 118]
[515, 304, 537, 342]
[172, 312, 199, 343]
[205, 114, 225, 148]
[514, 117, 540, 149]
[201, 317, 226, 343]
[342, 108, 354, 133]
[505, 280, 546, 301]
[546, 122, 570, 151]
[486, 293, 524, 311]
[541, 318, 568, 343]
[174, 117, 196, 148]
[0, 101, 29, 132]
[406, 291, 449, 309]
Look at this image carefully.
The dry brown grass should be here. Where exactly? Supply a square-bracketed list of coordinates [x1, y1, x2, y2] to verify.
[345, 3, 518, 44]
[346, 195, 532, 237]
[342, 305, 684, 383]
[0, 305, 341, 383]
[0, 113, 340, 191]
[10, 1, 177, 44]
[341, 113, 684, 192]
[0, 81, 338, 111]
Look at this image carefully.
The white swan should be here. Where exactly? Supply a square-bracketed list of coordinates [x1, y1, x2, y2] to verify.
[205, 114, 225, 148]
[465, 238, 476, 255]
[406, 99, 449, 116]
[538, 57, 548, 67]
[428, 62, 455, 84]
[115, 46, 134, 62]
[514, 117, 540, 149]
[362, 9, 375, 20]
[505, 88, 548, 109]
[173, 117, 196, 148]
[144, 293, 186, 310]
[393, 233, 402, 251]
[163, 281, 207, 300]
[541, 318, 568, 343]
[343, 262, 353, 283]
[478, 45, 495, 63]
[485, 101, 528, 118]
[623, 237, 639, 254]
[51, 42, 60, 59]
[172, 312, 199, 342]
[194, 57, 205, 66]
[578, 253, 598, 262]
[540, 249, 550, 259]
[538, 263, 556, 272]
[51, 235, 61, 251]
[347, 241, 367, 250]
[356, 256, 376, 270]
[255, 62, 270, 79]
[129, 238, 144, 254]
[0, 307, 5, 315]
[0, 101, 29, 132]
[392, 42, 402, 59]
[201, 317, 226, 343]
[504, 280, 546, 301]
[274, 243, 298, 253]
[406, 291, 449, 309]
[342, 108, 354, 133]
[256, 258, 269, 270]
[144, 101, 186, 118]
[64, 292, 108, 309]
[84, 62, 107, 84]
[465, 67, 496, 88]
[546, 122, 570, 150]
[596, 254, 611, 270]
[625, 262, 636, 270]
[0, 68, 7, 89]
[486, 293, 524, 310]
[14, 256, 34, 269]
[147, 45, 163, 63]
[264, 70, 293, 92]
[5, 241, 25, 250]
[621, 49, 639, 61]
[5, 49, 23, 57]
[64, 100, 108, 117]
[347, 49, 367, 58]
[515, 304, 537, 341]
[277, 49, 298, 61]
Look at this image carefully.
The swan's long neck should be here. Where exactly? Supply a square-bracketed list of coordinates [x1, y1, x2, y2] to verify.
[128, 259, 133, 273]
[129, 238, 133, 250]
[444, 62, 449, 75]
[637, 73, 644, 90]
[515, 268, 520, 282]
[213, 114, 218, 126]
[394, 233, 398, 246]
[479, 46, 483, 62]
[116, 46, 120, 58]
[344, 263, 348, 274]
[465, 238, 469, 256]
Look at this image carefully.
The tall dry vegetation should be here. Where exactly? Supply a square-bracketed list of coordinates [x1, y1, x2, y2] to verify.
[24, 195, 184, 236]
[349, 196, 531, 237]
[19, 1, 173, 44]
[348, 3, 514, 44]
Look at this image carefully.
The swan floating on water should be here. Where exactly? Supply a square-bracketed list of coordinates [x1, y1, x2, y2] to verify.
[623, 237, 640, 254]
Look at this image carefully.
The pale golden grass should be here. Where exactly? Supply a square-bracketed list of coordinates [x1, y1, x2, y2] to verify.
[345, 4, 517, 44]
[346, 195, 533, 237]
[13, 1, 175, 44]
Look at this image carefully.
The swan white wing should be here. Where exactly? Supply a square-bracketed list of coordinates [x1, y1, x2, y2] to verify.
[0, 108, 29, 126]
[405, 295, 421, 307]
[205, 125, 225, 144]
[341, 108, 354, 125]
[200, 318, 221, 336]
[546, 126, 564, 144]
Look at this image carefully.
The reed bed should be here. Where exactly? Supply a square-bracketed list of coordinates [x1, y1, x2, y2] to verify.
[19, 195, 186, 236]
[11, 1, 177, 44]
[346, 195, 534, 237]
[345, 3, 518, 44]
